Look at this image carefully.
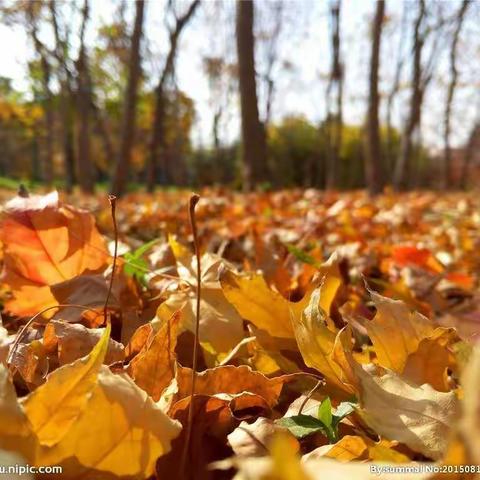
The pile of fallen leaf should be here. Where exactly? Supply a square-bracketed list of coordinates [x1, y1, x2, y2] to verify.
[1, 188, 480, 479]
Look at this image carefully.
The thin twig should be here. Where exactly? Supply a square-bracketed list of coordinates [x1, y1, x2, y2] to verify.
[103, 195, 118, 324]
[7, 303, 99, 369]
[298, 379, 324, 415]
[180, 193, 201, 479]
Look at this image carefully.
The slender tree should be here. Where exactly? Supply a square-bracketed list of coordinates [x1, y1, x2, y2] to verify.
[26, 1, 54, 185]
[364, 0, 385, 195]
[147, 0, 200, 191]
[385, 5, 407, 174]
[75, 0, 94, 193]
[325, 0, 343, 189]
[261, 1, 283, 128]
[443, 0, 470, 188]
[49, 0, 76, 192]
[236, 0, 268, 191]
[111, 0, 145, 197]
[393, 0, 426, 190]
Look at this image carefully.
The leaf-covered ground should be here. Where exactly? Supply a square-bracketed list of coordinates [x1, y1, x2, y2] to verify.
[1, 188, 480, 479]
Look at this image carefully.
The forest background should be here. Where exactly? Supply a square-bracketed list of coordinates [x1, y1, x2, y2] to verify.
[0, 0, 479, 195]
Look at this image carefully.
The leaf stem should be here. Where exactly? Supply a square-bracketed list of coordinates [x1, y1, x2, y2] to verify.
[298, 378, 324, 415]
[103, 195, 118, 325]
[180, 193, 201, 479]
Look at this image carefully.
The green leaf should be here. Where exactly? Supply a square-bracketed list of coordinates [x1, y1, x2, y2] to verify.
[332, 401, 356, 429]
[286, 244, 320, 267]
[317, 397, 333, 428]
[276, 415, 327, 439]
[131, 239, 160, 258]
[122, 239, 159, 286]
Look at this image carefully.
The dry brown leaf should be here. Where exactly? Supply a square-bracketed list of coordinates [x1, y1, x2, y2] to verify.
[158, 241, 244, 363]
[228, 418, 299, 458]
[172, 364, 292, 409]
[50, 269, 142, 341]
[43, 320, 124, 366]
[127, 310, 181, 401]
[457, 345, 480, 466]
[161, 394, 239, 480]
[353, 361, 458, 460]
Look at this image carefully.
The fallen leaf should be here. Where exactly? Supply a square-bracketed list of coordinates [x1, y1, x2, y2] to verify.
[0, 322, 11, 364]
[0, 360, 181, 479]
[402, 328, 458, 392]
[292, 288, 355, 396]
[228, 418, 299, 458]
[127, 310, 181, 401]
[44, 320, 124, 366]
[362, 291, 435, 372]
[50, 269, 142, 341]
[353, 362, 458, 460]
[0, 192, 109, 316]
[158, 243, 244, 364]
[38, 366, 181, 478]
[457, 344, 480, 466]
[0, 365, 31, 438]
[220, 269, 307, 338]
[172, 364, 291, 409]
[21, 324, 110, 446]
[303, 435, 410, 462]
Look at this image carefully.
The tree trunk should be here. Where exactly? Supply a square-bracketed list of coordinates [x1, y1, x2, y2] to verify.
[385, 4, 407, 177]
[393, 0, 426, 191]
[459, 122, 479, 189]
[443, 0, 469, 189]
[27, 1, 54, 185]
[326, 0, 343, 190]
[236, 0, 268, 191]
[76, 0, 94, 193]
[364, 0, 385, 195]
[147, 0, 200, 192]
[111, 0, 145, 197]
[49, 0, 76, 192]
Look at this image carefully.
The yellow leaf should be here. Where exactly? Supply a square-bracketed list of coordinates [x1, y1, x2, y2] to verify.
[402, 328, 458, 392]
[304, 435, 410, 463]
[270, 433, 310, 480]
[293, 289, 355, 396]
[0, 366, 30, 438]
[0, 362, 181, 479]
[128, 311, 181, 401]
[316, 252, 343, 321]
[38, 366, 181, 478]
[457, 345, 480, 465]
[363, 291, 435, 372]
[21, 324, 110, 447]
[220, 269, 320, 339]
